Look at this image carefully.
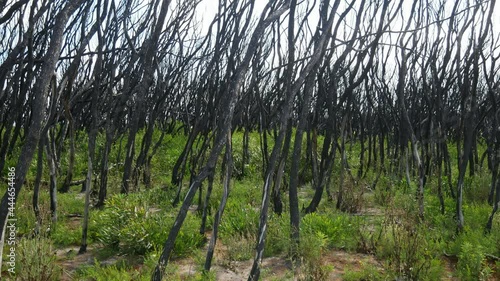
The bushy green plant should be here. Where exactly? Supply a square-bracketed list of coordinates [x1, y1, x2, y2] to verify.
[296, 231, 331, 281]
[264, 214, 290, 257]
[0, 183, 43, 236]
[94, 194, 134, 249]
[15, 237, 61, 281]
[457, 242, 490, 280]
[142, 187, 173, 207]
[230, 179, 262, 205]
[118, 212, 166, 255]
[422, 258, 446, 281]
[94, 193, 204, 257]
[373, 176, 395, 207]
[301, 212, 359, 250]
[424, 193, 455, 228]
[375, 208, 440, 280]
[231, 130, 263, 180]
[447, 218, 499, 259]
[219, 201, 259, 238]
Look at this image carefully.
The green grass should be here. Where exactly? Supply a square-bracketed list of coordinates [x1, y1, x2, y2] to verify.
[2, 130, 500, 280]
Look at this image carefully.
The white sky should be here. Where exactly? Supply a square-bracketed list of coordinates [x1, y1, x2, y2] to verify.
[192, 0, 499, 82]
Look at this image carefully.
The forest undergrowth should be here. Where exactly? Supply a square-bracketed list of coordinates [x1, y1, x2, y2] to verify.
[1, 130, 500, 281]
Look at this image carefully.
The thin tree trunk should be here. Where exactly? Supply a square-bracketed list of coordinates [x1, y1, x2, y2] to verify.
[32, 138, 44, 235]
[305, 133, 336, 213]
[172, 127, 198, 205]
[0, 121, 13, 175]
[204, 133, 232, 272]
[241, 126, 250, 177]
[358, 117, 365, 179]
[489, 148, 498, 205]
[443, 142, 455, 198]
[259, 125, 269, 179]
[437, 136, 445, 214]
[45, 133, 58, 227]
[96, 125, 113, 208]
[60, 116, 75, 193]
[272, 123, 292, 215]
[367, 128, 372, 174]
[121, 129, 137, 194]
[80, 0, 104, 252]
[337, 115, 348, 210]
[288, 72, 316, 256]
[200, 173, 215, 235]
[485, 173, 500, 232]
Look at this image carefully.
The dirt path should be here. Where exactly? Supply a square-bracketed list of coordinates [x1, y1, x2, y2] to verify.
[56, 246, 94, 281]
[172, 249, 382, 280]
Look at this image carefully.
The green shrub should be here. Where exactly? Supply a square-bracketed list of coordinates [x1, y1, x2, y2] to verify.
[301, 212, 359, 250]
[373, 176, 395, 207]
[219, 201, 259, 238]
[118, 212, 167, 255]
[296, 231, 331, 281]
[422, 258, 445, 281]
[231, 130, 263, 179]
[15, 237, 61, 281]
[447, 223, 499, 259]
[375, 208, 440, 280]
[94, 194, 134, 249]
[457, 241, 491, 280]
[0, 183, 44, 236]
[264, 214, 290, 257]
[94, 193, 204, 257]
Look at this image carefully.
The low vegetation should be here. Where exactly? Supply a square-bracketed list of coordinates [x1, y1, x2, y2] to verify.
[1, 130, 499, 280]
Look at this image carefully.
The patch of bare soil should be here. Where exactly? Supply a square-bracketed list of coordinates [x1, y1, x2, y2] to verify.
[54, 216, 91, 280]
[171, 226, 385, 280]
[358, 207, 384, 217]
[323, 250, 383, 279]
[173, 249, 384, 280]
[172, 257, 198, 279]
[441, 256, 459, 281]
[218, 257, 289, 281]
[56, 246, 94, 281]
[66, 216, 82, 230]
[170, 230, 290, 280]
[173, 256, 290, 281]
